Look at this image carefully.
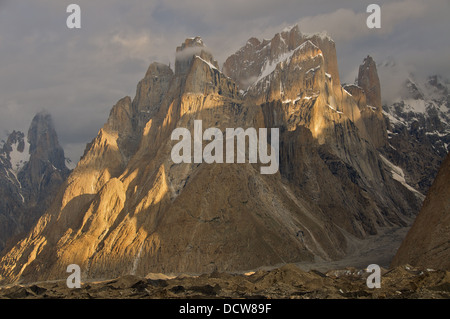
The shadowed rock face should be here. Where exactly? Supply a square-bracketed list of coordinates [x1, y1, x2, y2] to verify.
[21, 112, 70, 198]
[392, 153, 450, 270]
[0, 26, 426, 285]
[344, 56, 387, 149]
[380, 75, 449, 195]
[0, 112, 70, 253]
[27, 112, 67, 170]
[358, 56, 382, 112]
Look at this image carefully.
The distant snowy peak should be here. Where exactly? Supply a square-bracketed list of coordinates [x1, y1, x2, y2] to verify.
[383, 75, 450, 155]
[0, 112, 72, 254]
[0, 130, 30, 174]
[401, 76, 449, 103]
[384, 75, 449, 128]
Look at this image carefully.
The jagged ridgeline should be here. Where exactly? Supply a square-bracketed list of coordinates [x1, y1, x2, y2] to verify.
[0, 26, 426, 284]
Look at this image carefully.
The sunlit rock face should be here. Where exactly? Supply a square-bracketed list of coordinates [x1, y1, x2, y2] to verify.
[0, 26, 427, 284]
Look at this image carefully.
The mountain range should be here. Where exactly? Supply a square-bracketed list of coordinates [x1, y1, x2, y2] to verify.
[0, 25, 448, 284]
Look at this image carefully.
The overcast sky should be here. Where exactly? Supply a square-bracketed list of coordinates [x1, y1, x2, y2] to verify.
[0, 0, 449, 163]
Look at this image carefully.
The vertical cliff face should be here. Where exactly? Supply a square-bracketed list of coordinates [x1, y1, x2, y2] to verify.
[20, 112, 70, 201]
[358, 56, 382, 112]
[226, 29, 422, 241]
[391, 153, 450, 270]
[0, 26, 426, 284]
[0, 112, 70, 253]
[343, 56, 387, 149]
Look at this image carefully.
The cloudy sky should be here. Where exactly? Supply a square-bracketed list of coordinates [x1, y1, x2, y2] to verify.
[0, 0, 449, 163]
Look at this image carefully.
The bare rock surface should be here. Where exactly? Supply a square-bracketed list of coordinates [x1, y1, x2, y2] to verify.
[0, 26, 437, 287]
[0, 263, 448, 299]
[392, 153, 450, 270]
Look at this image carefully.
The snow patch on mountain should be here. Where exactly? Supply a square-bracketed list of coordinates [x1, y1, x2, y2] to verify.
[248, 40, 320, 91]
[303, 31, 334, 42]
[383, 75, 450, 139]
[251, 50, 296, 87]
[328, 104, 343, 114]
[379, 154, 424, 200]
[9, 139, 30, 174]
[195, 55, 219, 71]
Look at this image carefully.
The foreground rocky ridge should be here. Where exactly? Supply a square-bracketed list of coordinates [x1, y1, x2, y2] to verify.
[392, 152, 450, 270]
[1, 264, 449, 299]
[0, 26, 430, 284]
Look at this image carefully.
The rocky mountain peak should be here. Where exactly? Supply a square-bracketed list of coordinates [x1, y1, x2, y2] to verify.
[0, 111, 70, 254]
[342, 56, 387, 148]
[358, 55, 382, 112]
[270, 24, 303, 56]
[0, 26, 432, 284]
[246, 37, 261, 47]
[178, 36, 205, 50]
[223, 25, 339, 91]
[144, 62, 174, 79]
[175, 37, 218, 76]
[27, 111, 66, 171]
